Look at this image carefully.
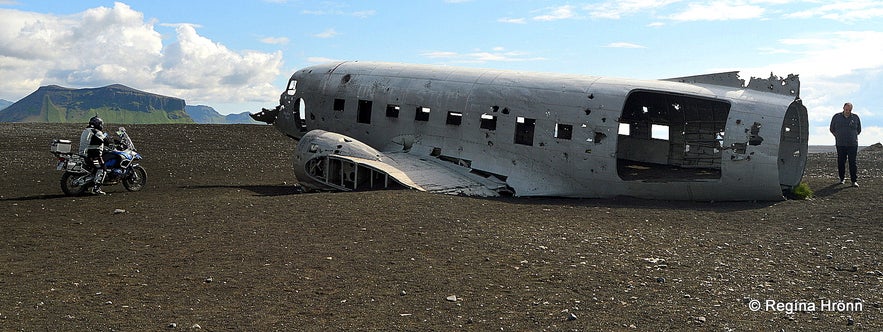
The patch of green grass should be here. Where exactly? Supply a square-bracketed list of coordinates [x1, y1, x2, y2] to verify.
[789, 182, 814, 200]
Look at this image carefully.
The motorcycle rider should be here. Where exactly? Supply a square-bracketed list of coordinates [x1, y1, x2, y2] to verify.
[79, 116, 111, 195]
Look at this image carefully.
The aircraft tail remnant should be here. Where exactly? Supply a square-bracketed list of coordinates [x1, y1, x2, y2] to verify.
[252, 61, 808, 200]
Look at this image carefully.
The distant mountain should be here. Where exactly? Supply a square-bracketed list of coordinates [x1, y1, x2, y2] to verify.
[185, 105, 261, 124]
[0, 84, 193, 124]
[224, 112, 263, 124]
[0, 99, 12, 111]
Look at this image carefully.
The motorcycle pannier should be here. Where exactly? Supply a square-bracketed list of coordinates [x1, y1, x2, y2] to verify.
[51, 139, 72, 153]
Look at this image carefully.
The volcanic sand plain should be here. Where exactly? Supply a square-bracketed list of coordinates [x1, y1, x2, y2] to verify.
[1, 123, 881, 330]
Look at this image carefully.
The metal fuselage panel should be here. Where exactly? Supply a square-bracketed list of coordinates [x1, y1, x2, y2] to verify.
[275, 61, 807, 200]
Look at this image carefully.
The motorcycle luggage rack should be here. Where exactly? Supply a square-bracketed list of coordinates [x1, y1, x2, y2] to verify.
[50, 139, 72, 154]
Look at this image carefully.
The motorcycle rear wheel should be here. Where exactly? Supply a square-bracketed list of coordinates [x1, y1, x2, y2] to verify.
[61, 172, 89, 196]
[123, 165, 147, 191]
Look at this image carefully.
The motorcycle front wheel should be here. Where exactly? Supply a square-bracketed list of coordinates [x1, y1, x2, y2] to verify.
[60, 172, 89, 196]
[123, 165, 147, 191]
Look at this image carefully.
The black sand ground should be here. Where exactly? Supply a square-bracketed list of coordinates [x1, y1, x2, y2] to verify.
[1, 123, 880, 331]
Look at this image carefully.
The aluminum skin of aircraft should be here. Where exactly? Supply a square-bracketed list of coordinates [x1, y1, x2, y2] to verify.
[251, 61, 808, 201]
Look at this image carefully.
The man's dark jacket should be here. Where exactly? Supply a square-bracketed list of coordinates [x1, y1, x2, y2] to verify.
[830, 113, 861, 146]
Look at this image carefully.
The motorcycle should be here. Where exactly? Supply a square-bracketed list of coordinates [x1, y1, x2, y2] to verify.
[50, 127, 147, 196]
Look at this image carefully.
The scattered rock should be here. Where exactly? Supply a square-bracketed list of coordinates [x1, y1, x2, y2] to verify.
[168, 322, 177, 329]
[113, 209, 126, 214]
[566, 313, 577, 321]
[861, 142, 882, 152]
[446, 295, 458, 302]
[190, 323, 201, 329]
[656, 277, 666, 283]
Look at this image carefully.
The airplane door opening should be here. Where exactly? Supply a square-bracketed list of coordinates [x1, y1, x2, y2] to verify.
[776, 100, 808, 189]
[616, 90, 730, 181]
[296, 98, 307, 132]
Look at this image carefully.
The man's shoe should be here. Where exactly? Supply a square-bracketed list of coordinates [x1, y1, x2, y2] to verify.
[92, 188, 106, 195]
[852, 182, 859, 187]
[839, 179, 846, 184]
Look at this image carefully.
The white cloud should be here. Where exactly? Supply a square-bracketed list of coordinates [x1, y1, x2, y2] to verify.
[588, 0, 682, 19]
[767, 31, 883, 78]
[422, 51, 459, 58]
[306, 57, 342, 64]
[533, 5, 577, 21]
[667, 1, 765, 21]
[158, 24, 282, 90]
[0, 3, 282, 105]
[302, 9, 376, 18]
[859, 126, 883, 145]
[499, 5, 581, 24]
[809, 124, 883, 146]
[260, 36, 290, 45]
[785, 1, 883, 21]
[740, 30, 883, 146]
[314, 28, 339, 39]
[604, 42, 647, 49]
[351, 10, 376, 18]
[160, 22, 203, 29]
[421, 48, 545, 63]
[498, 17, 527, 24]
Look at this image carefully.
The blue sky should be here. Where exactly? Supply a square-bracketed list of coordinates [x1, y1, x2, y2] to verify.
[1, 0, 881, 145]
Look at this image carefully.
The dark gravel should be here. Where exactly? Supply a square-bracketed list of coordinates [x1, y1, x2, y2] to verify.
[1, 123, 880, 331]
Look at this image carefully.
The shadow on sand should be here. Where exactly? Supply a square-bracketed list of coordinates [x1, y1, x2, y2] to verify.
[181, 184, 302, 197]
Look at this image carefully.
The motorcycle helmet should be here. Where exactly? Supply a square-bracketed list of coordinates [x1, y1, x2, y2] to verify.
[89, 116, 104, 130]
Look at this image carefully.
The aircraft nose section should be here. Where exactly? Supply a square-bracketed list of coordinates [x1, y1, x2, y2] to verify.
[250, 106, 280, 124]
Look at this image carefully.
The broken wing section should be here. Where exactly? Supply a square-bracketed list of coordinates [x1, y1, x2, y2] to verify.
[293, 130, 507, 196]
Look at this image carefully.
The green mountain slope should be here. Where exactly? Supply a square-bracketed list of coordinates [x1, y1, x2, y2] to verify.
[0, 85, 193, 124]
[185, 105, 261, 124]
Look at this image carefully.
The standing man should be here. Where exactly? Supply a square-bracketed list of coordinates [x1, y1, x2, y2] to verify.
[829, 102, 862, 187]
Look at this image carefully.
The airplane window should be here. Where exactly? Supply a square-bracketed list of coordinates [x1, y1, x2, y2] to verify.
[651, 124, 669, 140]
[357, 100, 372, 124]
[446, 111, 463, 125]
[480, 114, 497, 130]
[514, 117, 536, 146]
[618, 123, 630, 136]
[333, 99, 345, 112]
[386, 104, 400, 118]
[286, 80, 297, 95]
[415, 106, 430, 121]
[555, 123, 573, 140]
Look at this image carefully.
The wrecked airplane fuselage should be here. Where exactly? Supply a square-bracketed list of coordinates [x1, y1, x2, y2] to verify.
[254, 61, 808, 200]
